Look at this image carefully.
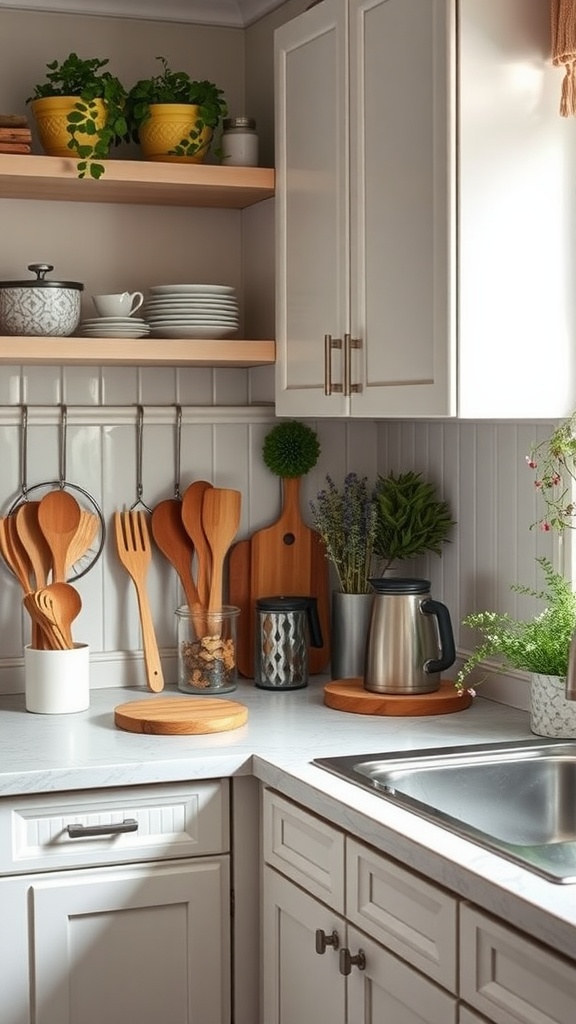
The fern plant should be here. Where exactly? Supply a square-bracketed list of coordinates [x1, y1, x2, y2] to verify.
[373, 470, 455, 573]
[455, 557, 576, 693]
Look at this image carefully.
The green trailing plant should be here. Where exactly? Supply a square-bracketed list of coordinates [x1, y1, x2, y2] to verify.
[262, 420, 320, 479]
[27, 52, 128, 179]
[373, 470, 455, 573]
[455, 557, 576, 693]
[526, 409, 576, 533]
[125, 56, 227, 159]
[309, 474, 378, 594]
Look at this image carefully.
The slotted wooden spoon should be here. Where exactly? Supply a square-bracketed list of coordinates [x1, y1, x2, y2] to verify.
[115, 509, 164, 693]
[181, 481, 213, 610]
[37, 490, 82, 583]
[202, 487, 242, 614]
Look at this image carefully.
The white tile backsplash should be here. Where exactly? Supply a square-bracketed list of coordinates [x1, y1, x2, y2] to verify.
[0, 387, 557, 704]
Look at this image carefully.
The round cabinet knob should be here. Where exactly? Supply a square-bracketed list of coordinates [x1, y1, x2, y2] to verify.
[339, 947, 366, 975]
[315, 928, 340, 955]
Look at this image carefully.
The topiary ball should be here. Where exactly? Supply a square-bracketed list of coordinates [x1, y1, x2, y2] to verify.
[262, 420, 320, 478]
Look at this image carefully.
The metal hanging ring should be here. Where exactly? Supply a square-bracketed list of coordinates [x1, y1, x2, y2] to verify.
[6, 404, 106, 582]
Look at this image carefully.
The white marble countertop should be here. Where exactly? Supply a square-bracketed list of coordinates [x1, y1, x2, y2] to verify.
[1, 680, 575, 962]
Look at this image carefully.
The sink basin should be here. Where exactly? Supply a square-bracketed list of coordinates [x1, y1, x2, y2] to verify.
[313, 739, 576, 883]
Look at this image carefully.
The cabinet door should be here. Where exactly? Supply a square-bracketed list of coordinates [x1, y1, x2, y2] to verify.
[0, 857, 230, 1024]
[347, 925, 457, 1024]
[262, 865, 346, 1024]
[275, 0, 349, 417]
[349, 0, 455, 417]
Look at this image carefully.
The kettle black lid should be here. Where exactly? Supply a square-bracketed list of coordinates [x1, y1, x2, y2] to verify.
[368, 577, 431, 595]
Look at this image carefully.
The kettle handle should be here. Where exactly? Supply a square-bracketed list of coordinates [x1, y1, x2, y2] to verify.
[421, 599, 456, 674]
[305, 597, 324, 649]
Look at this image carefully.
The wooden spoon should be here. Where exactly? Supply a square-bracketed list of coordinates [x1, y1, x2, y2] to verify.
[15, 501, 52, 589]
[0, 515, 32, 594]
[201, 487, 242, 614]
[36, 582, 82, 650]
[23, 592, 64, 650]
[150, 498, 201, 611]
[37, 490, 82, 583]
[181, 481, 213, 610]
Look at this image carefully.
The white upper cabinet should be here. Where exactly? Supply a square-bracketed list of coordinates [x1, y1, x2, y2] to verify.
[275, 0, 454, 418]
[275, 0, 575, 420]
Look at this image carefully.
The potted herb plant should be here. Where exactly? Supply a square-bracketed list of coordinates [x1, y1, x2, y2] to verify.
[372, 470, 456, 574]
[125, 57, 228, 163]
[27, 52, 128, 180]
[455, 556, 576, 737]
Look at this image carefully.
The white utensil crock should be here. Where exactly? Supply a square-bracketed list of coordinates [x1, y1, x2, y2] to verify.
[24, 643, 90, 714]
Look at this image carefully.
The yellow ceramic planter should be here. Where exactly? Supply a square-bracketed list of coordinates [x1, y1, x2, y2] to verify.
[31, 96, 107, 158]
[138, 104, 213, 163]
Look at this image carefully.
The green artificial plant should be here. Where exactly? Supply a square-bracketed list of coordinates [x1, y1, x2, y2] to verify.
[262, 420, 320, 479]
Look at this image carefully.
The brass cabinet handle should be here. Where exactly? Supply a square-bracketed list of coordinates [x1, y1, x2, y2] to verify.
[324, 334, 343, 395]
[343, 334, 363, 396]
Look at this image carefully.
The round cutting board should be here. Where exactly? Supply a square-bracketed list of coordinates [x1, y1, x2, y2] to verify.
[114, 696, 248, 735]
[323, 678, 472, 716]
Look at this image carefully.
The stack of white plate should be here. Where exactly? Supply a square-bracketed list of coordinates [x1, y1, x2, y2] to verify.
[143, 284, 239, 339]
[79, 316, 151, 339]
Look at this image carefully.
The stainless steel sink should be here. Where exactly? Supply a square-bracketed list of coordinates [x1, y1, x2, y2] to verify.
[313, 739, 576, 883]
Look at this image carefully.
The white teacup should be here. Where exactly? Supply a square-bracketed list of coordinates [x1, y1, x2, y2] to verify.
[92, 291, 144, 318]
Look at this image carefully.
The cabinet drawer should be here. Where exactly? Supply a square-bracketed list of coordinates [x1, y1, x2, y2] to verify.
[346, 837, 457, 992]
[460, 903, 576, 1024]
[0, 780, 229, 873]
[262, 789, 345, 912]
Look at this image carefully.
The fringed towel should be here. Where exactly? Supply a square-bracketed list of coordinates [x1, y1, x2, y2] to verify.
[552, 0, 576, 115]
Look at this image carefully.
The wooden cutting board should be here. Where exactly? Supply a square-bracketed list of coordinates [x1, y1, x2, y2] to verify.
[323, 679, 472, 716]
[229, 476, 331, 678]
[114, 696, 248, 735]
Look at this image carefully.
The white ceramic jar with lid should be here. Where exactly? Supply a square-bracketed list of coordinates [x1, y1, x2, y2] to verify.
[221, 116, 259, 167]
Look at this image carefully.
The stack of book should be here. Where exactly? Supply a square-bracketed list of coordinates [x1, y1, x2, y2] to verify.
[0, 114, 32, 154]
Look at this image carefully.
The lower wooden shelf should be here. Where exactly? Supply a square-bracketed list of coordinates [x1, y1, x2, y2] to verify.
[0, 337, 275, 367]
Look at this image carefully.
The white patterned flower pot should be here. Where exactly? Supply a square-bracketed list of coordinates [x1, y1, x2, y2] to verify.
[530, 673, 576, 738]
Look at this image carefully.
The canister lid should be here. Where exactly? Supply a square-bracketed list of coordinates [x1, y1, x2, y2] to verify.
[256, 596, 311, 612]
[223, 116, 256, 131]
[0, 263, 84, 290]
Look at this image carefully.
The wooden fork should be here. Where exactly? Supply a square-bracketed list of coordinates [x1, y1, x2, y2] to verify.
[114, 509, 164, 693]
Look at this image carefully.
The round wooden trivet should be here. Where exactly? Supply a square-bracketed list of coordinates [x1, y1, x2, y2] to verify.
[323, 678, 472, 716]
[114, 696, 248, 735]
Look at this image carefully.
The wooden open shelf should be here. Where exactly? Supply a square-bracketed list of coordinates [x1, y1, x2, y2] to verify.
[0, 154, 275, 208]
[0, 337, 275, 367]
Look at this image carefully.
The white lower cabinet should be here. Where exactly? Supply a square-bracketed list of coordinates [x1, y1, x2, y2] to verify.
[262, 789, 458, 1024]
[262, 788, 576, 1024]
[459, 904, 576, 1024]
[0, 781, 231, 1024]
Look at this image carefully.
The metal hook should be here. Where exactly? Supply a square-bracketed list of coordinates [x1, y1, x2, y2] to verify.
[19, 404, 29, 501]
[174, 404, 183, 501]
[130, 404, 152, 512]
[58, 404, 67, 488]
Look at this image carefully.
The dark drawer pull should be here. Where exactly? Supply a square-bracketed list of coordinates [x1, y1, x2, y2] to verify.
[66, 818, 139, 839]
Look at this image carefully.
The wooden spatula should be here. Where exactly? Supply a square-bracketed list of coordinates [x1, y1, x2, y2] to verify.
[202, 487, 242, 614]
[114, 509, 164, 692]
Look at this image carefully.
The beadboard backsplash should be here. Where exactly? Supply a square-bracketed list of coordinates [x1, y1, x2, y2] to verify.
[0, 363, 556, 708]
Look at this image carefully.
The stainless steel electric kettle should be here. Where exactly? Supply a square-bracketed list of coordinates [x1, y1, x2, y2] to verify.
[363, 577, 456, 694]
